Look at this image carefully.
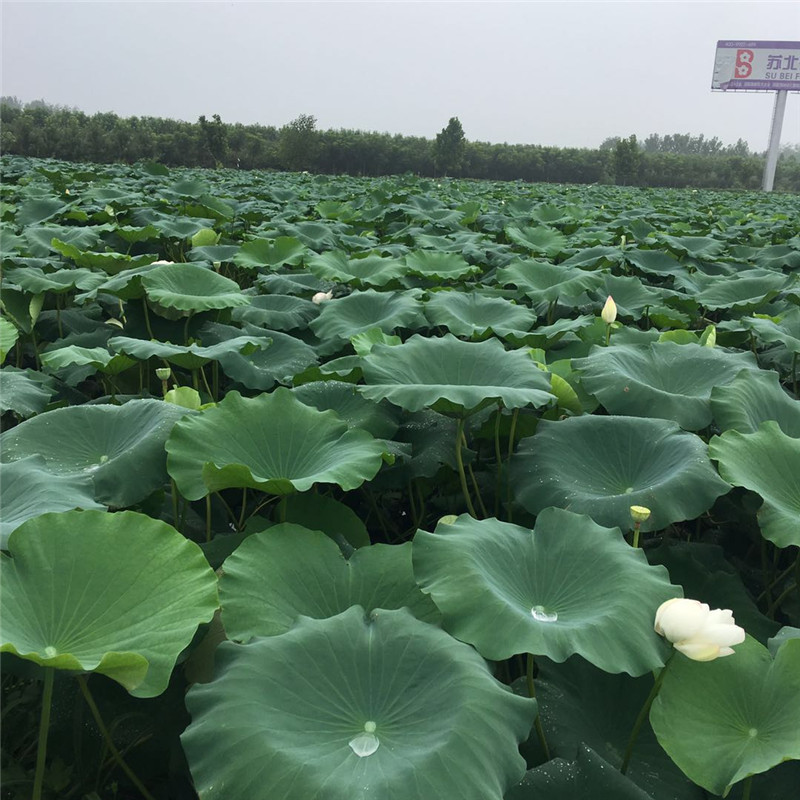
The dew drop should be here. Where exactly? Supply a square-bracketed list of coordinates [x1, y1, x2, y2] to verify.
[349, 721, 379, 757]
[531, 605, 558, 623]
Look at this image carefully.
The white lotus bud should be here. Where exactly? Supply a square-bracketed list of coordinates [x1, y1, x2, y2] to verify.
[312, 291, 333, 304]
[601, 295, 617, 324]
[654, 598, 745, 661]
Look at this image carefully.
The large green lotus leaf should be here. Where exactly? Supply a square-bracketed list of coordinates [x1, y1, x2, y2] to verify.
[0, 456, 105, 548]
[512, 415, 730, 533]
[0, 400, 190, 507]
[40, 345, 137, 376]
[423, 291, 534, 337]
[360, 334, 554, 415]
[108, 334, 265, 370]
[1, 510, 218, 697]
[506, 745, 654, 800]
[525, 657, 702, 800]
[0, 317, 19, 363]
[743, 306, 800, 355]
[412, 510, 676, 673]
[573, 343, 759, 431]
[140, 262, 250, 312]
[232, 294, 317, 331]
[559, 245, 623, 269]
[694, 270, 791, 311]
[201, 322, 316, 391]
[52, 239, 156, 274]
[404, 250, 482, 281]
[221, 525, 440, 640]
[23, 225, 99, 257]
[309, 289, 426, 343]
[650, 637, 800, 796]
[292, 380, 400, 439]
[709, 422, 800, 548]
[282, 494, 370, 549]
[710, 369, 800, 438]
[505, 226, 568, 258]
[660, 234, 726, 259]
[496, 260, 604, 304]
[0, 367, 56, 417]
[17, 197, 69, 227]
[165, 388, 387, 500]
[624, 248, 686, 277]
[3, 265, 105, 294]
[585, 275, 665, 320]
[307, 251, 407, 287]
[182, 607, 535, 800]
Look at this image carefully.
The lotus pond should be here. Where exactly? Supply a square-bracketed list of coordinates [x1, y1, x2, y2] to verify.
[1, 155, 799, 800]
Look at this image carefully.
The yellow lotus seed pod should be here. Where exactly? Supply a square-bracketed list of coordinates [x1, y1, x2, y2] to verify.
[630, 505, 651, 523]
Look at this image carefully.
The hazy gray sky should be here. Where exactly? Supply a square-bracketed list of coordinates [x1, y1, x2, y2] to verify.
[2, 1, 799, 151]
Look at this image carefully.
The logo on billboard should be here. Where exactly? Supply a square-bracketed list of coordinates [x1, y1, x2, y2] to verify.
[735, 49, 754, 78]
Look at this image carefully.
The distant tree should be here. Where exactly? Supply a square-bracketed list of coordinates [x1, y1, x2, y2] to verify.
[433, 117, 466, 176]
[599, 136, 622, 151]
[198, 113, 228, 166]
[614, 134, 641, 185]
[279, 113, 319, 171]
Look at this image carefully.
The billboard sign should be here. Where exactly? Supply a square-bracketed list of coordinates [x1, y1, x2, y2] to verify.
[712, 40, 800, 91]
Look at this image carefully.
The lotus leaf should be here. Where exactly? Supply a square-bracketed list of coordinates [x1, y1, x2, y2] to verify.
[309, 289, 426, 344]
[574, 342, 759, 430]
[307, 251, 406, 287]
[221, 524, 440, 640]
[404, 249, 482, 280]
[412, 510, 677, 674]
[423, 291, 534, 337]
[512, 415, 730, 532]
[141, 262, 250, 312]
[709, 422, 800, 548]
[182, 606, 535, 800]
[0, 399, 190, 507]
[1, 510, 218, 697]
[650, 637, 800, 796]
[165, 388, 388, 500]
[0, 456, 105, 547]
[360, 334, 554, 415]
[232, 293, 317, 331]
[0, 367, 55, 417]
[710, 369, 800, 437]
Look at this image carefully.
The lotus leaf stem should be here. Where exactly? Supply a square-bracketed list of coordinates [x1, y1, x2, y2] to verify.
[455, 417, 477, 518]
[526, 654, 550, 761]
[742, 775, 753, 800]
[505, 409, 519, 522]
[32, 667, 54, 800]
[77, 675, 156, 800]
[171, 480, 180, 528]
[494, 405, 503, 518]
[620, 651, 675, 775]
[214, 492, 238, 529]
[462, 432, 488, 518]
[141, 300, 155, 340]
[238, 487, 248, 530]
[199, 364, 214, 401]
[792, 352, 797, 398]
[756, 559, 797, 602]
[205, 494, 212, 541]
[767, 580, 798, 618]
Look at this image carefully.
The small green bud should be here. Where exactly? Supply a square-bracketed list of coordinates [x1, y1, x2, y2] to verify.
[155, 367, 171, 381]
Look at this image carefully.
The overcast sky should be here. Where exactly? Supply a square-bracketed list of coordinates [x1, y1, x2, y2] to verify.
[2, 1, 798, 151]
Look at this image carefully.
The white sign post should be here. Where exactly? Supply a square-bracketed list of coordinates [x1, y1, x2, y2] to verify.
[711, 40, 800, 192]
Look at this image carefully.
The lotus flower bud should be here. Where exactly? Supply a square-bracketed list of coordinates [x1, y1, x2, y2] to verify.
[630, 505, 651, 523]
[654, 598, 745, 661]
[312, 291, 334, 304]
[601, 295, 617, 324]
[155, 367, 171, 381]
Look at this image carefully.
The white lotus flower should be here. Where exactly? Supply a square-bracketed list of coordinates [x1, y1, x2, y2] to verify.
[312, 290, 333, 304]
[654, 598, 745, 661]
[601, 295, 617, 324]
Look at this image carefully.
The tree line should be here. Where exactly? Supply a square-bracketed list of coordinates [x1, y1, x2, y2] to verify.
[1, 98, 798, 192]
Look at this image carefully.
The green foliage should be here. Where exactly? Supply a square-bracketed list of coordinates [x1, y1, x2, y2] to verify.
[279, 112, 320, 171]
[433, 116, 466, 176]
